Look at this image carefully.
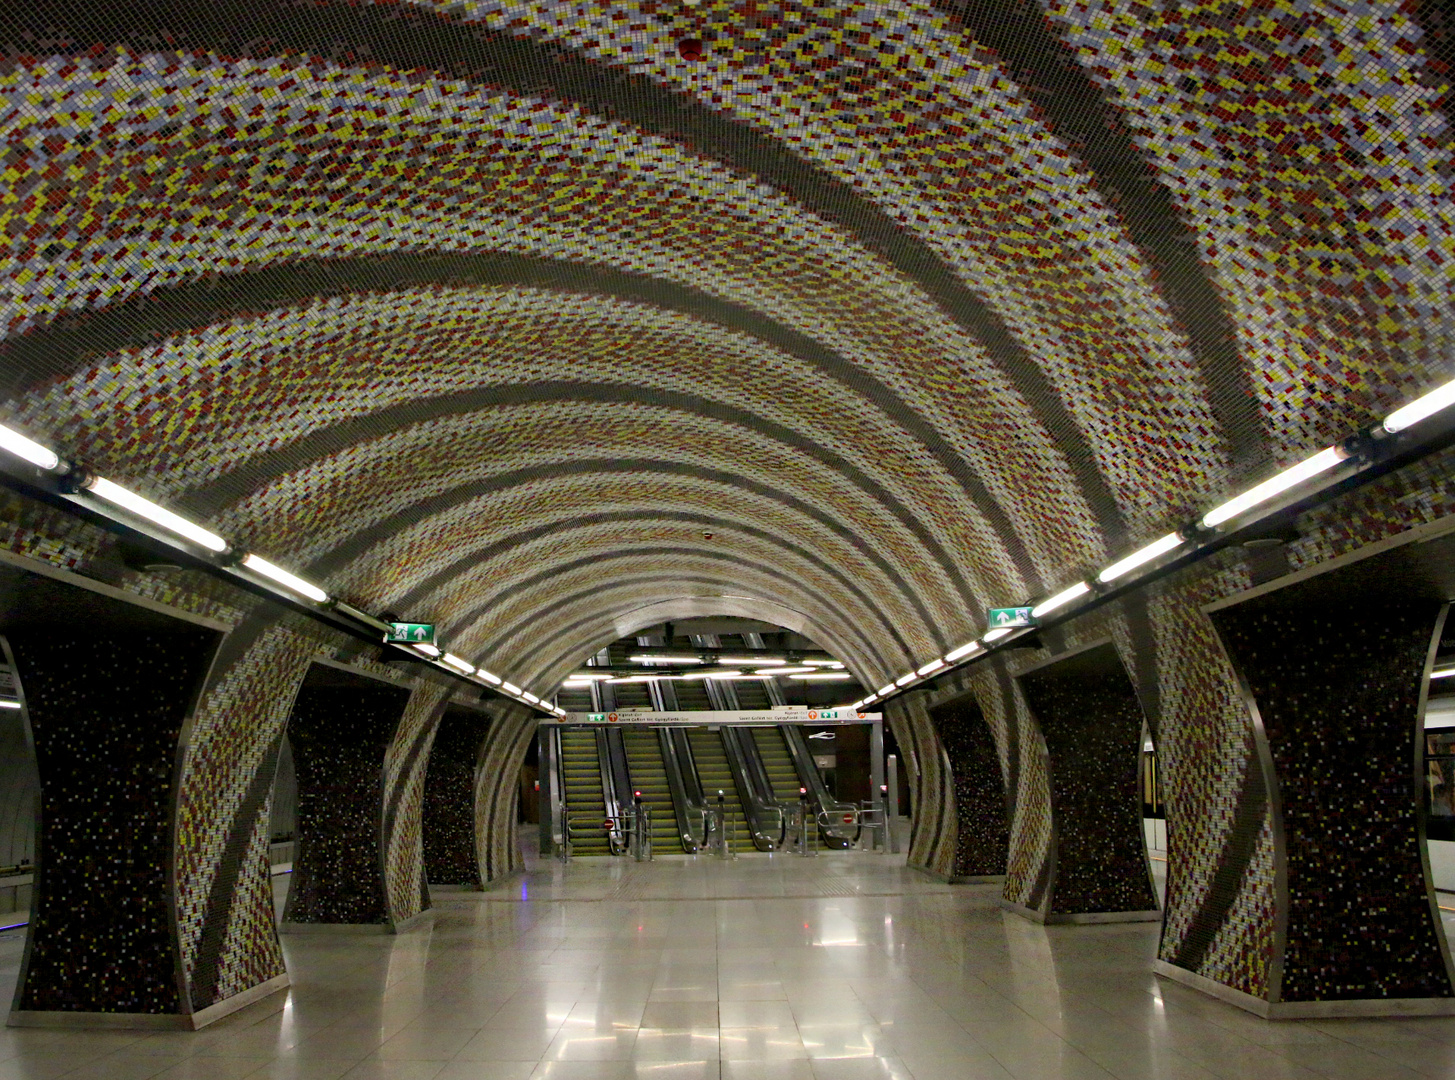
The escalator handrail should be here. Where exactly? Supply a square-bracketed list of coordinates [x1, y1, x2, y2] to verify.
[781, 725, 860, 848]
[719, 727, 782, 851]
[596, 729, 630, 856]
[659, 727, 706, 852]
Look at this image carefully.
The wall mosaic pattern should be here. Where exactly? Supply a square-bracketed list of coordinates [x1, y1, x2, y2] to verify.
[0, 0, 1449, 1018]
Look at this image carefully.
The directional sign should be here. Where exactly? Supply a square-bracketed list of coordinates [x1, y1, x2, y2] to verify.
[987, 607, 1036, 629]
[386, 622, 436, 645]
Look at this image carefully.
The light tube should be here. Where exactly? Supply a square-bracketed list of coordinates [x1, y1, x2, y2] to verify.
[85, 477, 228, 553]
[876, 684, 895, 696]
[561, 680, 596, 689]
[717, 656, 785, 665]
[944, 641, 981, 662]
[802, 660, 844, 668]
[1032, 581, 1091, 618]
[705, 671, 772, 680]
[241, 554, 328, 603]
[917, 658, 946, 676]
[502, 682, 523, 695]
[790, 672, 852, 681]
[894, 673, 915, 687]
[983, 627, 1014, 642]
[608, 676, 655, 684]
[762, 666, 815, 675]
[522, 692, 540, 704]
[1432, 666, 1455, 680]
[629, 654, 701, 664]
[476, 669, 502, 686]
[0, 423, 60, 471]
[1384, 377, 1455, 433]
[1201, 446, 1345, 528]
[569, 672, 613, 681]
[441, 653, 474, 674]
[414, 643, 441, 658]
[1098, 532, 1183, 583]
[0, 700, 19, 710]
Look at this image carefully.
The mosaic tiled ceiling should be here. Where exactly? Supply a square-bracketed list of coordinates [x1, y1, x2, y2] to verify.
[0, 0, 1450, 695]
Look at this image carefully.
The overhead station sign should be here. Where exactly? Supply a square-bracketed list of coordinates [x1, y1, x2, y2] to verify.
[987, 606, 1036, 629]
[386, 622, 436, 645]
[550, 707, 879, 726]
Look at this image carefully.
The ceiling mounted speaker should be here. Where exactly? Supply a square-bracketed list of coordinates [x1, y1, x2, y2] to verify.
[677, 37, 704, 61]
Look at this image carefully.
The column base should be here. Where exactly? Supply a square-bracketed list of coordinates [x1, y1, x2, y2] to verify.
[280, 909, 434, 935]
[998, 898, 1161, 924]
[1154, 961, 1455, 1018]
[8, 974, 290, 1031]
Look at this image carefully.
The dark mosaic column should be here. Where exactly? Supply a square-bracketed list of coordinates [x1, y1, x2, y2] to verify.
[281, 667, 412, 930]
[928, 695, 1008, 879]
[1209, 585, 1453, 1008]
[1016, 643, 1159, 921]
[422, 704, 493, 887]
[3, 627, 220, 1022]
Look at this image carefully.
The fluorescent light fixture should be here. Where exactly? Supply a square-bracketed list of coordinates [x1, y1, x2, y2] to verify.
[1432, 666, 1455, 680]
[561, 680, 595, 689]
[1032, 581, 1091, 618]
[629, 654, 700, 664]
[554, 706, 566, 716]
[1098, 532, 1183, 583]
[790, 672, 852, 681]
[944, 640, 981, 662]
[917, 658, 946, 676]
[850, 699, 866, 709]
[876, 684, 895, 696]
[413, 643, 441, 658]
[477, 669, 502, 686]
[0, 700, 19, 710]
[983, 627, 1014, 642]
[717, 656, 785, 665]
[763, 666, 816, 675]
[522, 692, 540, 704]
[706, 671, 771, 680]
[1201, 446, 1345, 528]
[441, 653, 474, 674]
[802, 659, 844, 668]
[502, 681, 523, 695]
[894, 673, 915, 687]
[241, 553, 328, 603]
[86, 476, 228, 553]
[0, 423, 60, 471]
[608, 675, 655, 683]
[569, 672, 613, 681]
[1384, 377, 1455, 433]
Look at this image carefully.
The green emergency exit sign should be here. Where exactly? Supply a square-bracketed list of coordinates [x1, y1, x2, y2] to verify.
[987, 607, 1036, 629]
[386, 622, 436, 645]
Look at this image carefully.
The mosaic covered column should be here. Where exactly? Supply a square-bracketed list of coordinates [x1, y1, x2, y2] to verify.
[281, 664, 416, 932]
[422, 704, 493, 887]
[1196, 574, 1455, 1016]
[474, 702, 539, 884]
[1012, 642, 1160, 923]
[2, 623, 222, 1028]
[928, 694, 1008, 881]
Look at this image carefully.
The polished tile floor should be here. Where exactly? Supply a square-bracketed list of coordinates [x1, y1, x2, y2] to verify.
[3, 851, 1455, 1080]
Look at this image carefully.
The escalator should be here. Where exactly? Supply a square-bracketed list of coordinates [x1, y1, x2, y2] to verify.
[751, 726, 802, 803]
[674, 679, 712, 710]
[732, 679, 772, 710]
[686, 729, 755, 852]
[622, 728, 685, 853]
[560, 729, 612, 855]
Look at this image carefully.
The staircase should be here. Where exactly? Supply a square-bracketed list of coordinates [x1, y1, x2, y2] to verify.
[686, 729, 754, 852]
[560, 729, 612, 855]
[751, 726, 802, 803]
[622, 729, 683, 853]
